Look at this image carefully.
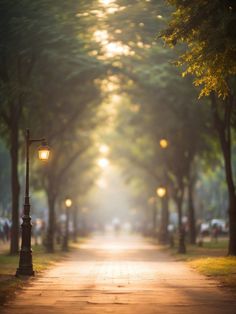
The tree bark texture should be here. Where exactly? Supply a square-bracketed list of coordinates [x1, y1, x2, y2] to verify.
[10, 120, 20, 255]
[46, 194, 56, 252]
[211, 93, 236, 255]
[159, 195, 169, 244]
[73, 207, 78, 243]
[176, 188, 186, 254]
[187, 175, 196, 245]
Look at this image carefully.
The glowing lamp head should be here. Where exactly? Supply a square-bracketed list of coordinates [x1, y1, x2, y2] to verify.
[38, 141, 50, 161]
[159, 138, 168, 149]
[65, 198, 72, 208]
[156, 187, 167, 198]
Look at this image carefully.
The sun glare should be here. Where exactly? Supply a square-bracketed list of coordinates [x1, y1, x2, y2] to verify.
[99, 0, 115, 5]
[105, 42, 130, 57]
[94, 30, 109, 44]
[98, 158, 110, 169]
[99, 144, 110, 154]
[96, 178, 108, 189]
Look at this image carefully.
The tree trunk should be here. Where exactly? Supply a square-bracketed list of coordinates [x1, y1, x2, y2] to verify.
[73, 206, 78, 243]
[221, 133, 236, 255]
[152, 203, 157, 237]
[159, 195, 169, 244]
[211, 93, 236, 255]
[187, 175, 196, 245]
[46, 194, 56, 252]
[176, 192, 186, 254]
[228, 195, 236, 255]
[10, 121, 20, 255]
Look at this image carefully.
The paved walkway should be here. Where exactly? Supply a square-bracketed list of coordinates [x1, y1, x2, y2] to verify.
[3, 234, 236, 314]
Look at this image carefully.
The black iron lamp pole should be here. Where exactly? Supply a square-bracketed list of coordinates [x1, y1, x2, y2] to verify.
[16, 129, 49, 276]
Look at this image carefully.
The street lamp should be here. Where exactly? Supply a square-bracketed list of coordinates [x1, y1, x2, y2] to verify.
[156, 186, 169, 244]
[148, 196, 157, 237]
[16, 129, 50, 276]
[65, 198, 72, 208]
[62, 197, 72, 251]
[159, 138, 169, 149]
[156, 187, 167, 198]
[38, 142, 50, 160]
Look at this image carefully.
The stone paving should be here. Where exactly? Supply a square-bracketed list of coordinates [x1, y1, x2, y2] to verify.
[3, 234, 236, 314]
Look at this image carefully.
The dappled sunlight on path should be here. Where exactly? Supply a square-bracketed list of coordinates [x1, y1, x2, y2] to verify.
[3, 234, 236, 314]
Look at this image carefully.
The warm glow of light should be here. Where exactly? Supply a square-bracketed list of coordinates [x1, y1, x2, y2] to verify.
[99, 144, 110, 154]
[105, 42, 130, 57]
[97, 158, 109, 169]
[65, 198, 72, 208]
[101, 243, 125, 252]
[100, 77, 119, 92]
[94, 30, 109, 44]
[107, 7, 119, 14]
[94, 31, 131, 58]
[38, 145, 50, 161]
[160, 138, 169, 149]
[99, 0, 115, 5]
[96, 178, 108, 189]
[156, 187, 167, 198]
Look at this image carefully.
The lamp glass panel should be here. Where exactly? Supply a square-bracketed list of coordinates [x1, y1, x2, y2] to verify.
[160, 139, 168, 149]
[156, 187, 166, 198]
[38, 148, 50, 160]
[65, 199, 72, 207]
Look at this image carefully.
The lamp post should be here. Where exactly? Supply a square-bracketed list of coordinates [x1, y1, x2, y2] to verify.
[156, 186, 169, 244]
[148, 196, 157, 237]
[159, 138, 170, 244]
[16, 129, 50, 276]
[156, 187, 167, 199]
[159, 138, 185, 252]
[62, 197, 72, 251]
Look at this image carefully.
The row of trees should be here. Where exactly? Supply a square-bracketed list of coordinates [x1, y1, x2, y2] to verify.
[0, 0, 235, 256]
[162, 0, 236, 255]
[96, 0, 236, 254]
[0, 0, 107, 254]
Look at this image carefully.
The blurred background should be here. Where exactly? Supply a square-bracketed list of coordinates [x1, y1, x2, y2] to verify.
[0, 0, 235, 255]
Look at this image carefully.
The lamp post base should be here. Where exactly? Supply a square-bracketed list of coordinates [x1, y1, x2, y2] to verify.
[16, 210, 35, 276]
[16, 266, 35, 277]
[16, 248, 35, 276]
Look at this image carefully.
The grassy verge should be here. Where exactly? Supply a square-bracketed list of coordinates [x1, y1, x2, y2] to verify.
[189, 257, 236, 290]
[0, 244, 70, 306]
[166, 238, 236, 291]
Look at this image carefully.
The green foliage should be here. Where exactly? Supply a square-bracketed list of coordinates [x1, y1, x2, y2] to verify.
[162, 0, 236, 98]
[95, 0, 216, 220]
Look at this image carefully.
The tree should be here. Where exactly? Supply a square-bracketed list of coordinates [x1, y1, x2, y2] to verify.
[94, 0, 210, 250]
[0, 140, 11, 215]
[0, 0, 103, 254]
[28, 60, 104, 251]
[162, 0, 236, 255]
